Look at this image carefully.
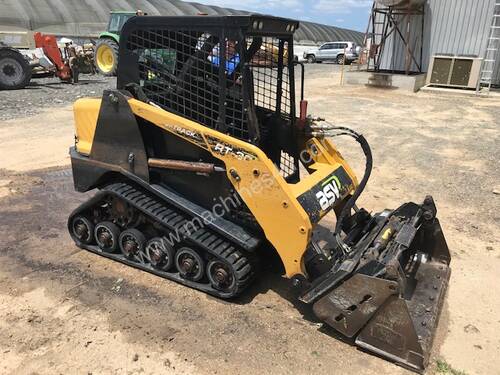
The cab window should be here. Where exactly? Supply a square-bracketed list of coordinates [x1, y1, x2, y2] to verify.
[108, 14, 134, 34]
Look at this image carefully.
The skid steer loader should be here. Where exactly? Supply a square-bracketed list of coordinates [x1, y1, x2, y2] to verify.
[68, 15, 451, 372]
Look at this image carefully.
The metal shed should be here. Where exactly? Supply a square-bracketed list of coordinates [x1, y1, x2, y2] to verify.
[0, 0, 364, 46]
[372, 0, 500, 86]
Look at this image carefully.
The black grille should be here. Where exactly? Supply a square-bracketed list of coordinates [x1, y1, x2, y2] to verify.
[246, 36, 297, 179]
[126, 29, 248, 140]
[247, 36, 291, 116]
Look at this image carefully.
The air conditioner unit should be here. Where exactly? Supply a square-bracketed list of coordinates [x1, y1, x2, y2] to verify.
[427, 55, 483, 89]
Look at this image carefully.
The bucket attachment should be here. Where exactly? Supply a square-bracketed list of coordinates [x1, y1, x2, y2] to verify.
[308, 196, 451, 372]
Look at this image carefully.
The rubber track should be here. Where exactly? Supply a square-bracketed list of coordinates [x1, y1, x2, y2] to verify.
[69, 182, 255, 299]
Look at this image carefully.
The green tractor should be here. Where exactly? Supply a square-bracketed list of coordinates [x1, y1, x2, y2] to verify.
[95, 11, 137, 76]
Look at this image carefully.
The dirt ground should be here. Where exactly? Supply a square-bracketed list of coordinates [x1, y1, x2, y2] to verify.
[0, 69, 499, 375]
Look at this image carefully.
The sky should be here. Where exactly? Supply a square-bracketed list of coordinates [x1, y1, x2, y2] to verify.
[194, 0, 373, 31]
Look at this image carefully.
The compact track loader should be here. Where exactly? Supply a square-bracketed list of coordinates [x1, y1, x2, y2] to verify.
[68, 15, 451, 372]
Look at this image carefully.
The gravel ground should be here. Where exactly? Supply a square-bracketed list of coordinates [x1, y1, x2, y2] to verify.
[0, 66, 499, 375]
[0, 74, 115, 121]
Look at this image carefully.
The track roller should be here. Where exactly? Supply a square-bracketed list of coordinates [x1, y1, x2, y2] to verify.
[175, 247, 205, 282]
[71, 216, 95, 245]
[119, 228, 146, 261]
[207, 260, 236, 292]
[95, 221, 120, 253]
[146, 237, 175, 271]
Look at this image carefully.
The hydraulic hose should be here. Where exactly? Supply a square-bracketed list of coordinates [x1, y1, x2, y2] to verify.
[317, 125, 373, 253]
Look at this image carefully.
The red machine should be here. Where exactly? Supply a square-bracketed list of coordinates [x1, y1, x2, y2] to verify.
[34, 32, 75, 82]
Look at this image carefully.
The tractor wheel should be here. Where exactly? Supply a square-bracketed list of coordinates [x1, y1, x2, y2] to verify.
[95, 39, 119, 76]
[0, 48, 32, 90]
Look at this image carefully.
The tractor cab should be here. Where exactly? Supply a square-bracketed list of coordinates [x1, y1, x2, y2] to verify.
[107, 11, 136, 35]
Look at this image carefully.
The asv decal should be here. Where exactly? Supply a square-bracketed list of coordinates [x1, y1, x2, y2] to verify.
[316, 177, 341, 211]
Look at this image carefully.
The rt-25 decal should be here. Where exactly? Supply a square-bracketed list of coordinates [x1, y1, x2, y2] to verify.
[213, 143, 254, 160]
[206, 136, 257, 161]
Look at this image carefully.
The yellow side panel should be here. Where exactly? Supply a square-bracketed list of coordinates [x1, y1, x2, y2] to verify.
[316, 138, 359, 187]
[73, 98, 101, 155]
[289, 163, 348, 197]
[289, 138, 359, 222]
[77, 96, 358, 278]
[128, 99, 312, 278]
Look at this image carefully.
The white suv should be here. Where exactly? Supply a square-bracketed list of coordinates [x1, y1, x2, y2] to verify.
[304, 42, 359, 64]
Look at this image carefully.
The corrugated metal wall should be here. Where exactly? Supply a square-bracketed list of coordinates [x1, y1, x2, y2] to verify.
[377, 0, 499, 85]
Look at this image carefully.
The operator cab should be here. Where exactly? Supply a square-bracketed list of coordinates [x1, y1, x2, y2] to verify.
[117, 15, 301, 182]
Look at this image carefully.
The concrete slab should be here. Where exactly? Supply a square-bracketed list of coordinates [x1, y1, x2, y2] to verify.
[420, 85, 500, 99]
[342, 70, 427, 92]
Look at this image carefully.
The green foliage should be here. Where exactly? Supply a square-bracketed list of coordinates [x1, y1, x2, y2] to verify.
[436, 359, 468, 375]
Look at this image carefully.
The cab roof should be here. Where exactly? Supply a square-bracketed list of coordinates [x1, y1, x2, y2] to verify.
[121, 14, 300, 36]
